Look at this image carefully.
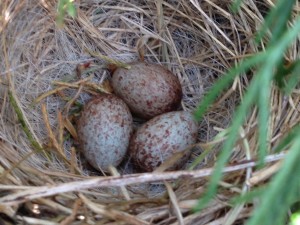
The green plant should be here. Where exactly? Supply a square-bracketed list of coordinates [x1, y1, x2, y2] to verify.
[56, 0, 76, 26]
[193, 0, 300, 224]
[290, 212, 300, 225]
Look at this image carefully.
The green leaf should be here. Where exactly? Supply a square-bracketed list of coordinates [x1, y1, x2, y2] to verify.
[67, 1, 76, 18]
[56, 0, 76, 26]
[290, 212, 300, 225]
[57, 0, 65, 12]
[230, 0, 244, 13]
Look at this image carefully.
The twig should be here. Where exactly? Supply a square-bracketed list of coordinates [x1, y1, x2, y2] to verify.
[60, 198, 82, 225]
[0, 152, 285, 205]
[41, 104, 81, 174]
[164, 181, 184, 225]
[63, 117, 78, 140]
[63, 84, 84, 116]
[247, 161, 282, 186]
[85, 49, 131, 69]
[42, 103, 64, 156]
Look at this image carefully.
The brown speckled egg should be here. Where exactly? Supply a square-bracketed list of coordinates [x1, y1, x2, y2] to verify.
[129, 111, 198, 172]
[111, 61, 182, 119]
[77, 94, 133, 172]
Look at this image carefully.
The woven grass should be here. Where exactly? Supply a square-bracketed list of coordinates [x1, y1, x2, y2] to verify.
[0, 0, 293, 224]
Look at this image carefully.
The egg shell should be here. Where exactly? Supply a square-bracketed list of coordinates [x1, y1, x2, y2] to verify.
[129, 111, 198, 172]
[77, 94, 133, 172]
[111, 61, 182, 119]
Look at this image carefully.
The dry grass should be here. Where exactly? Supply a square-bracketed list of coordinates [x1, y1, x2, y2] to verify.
[0, 0, 296, 224]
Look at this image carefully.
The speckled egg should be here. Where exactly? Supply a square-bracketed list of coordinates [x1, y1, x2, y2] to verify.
[77, 94, 133, 172]
[129, 111, 198, 172]
[111, 61, 182, 119]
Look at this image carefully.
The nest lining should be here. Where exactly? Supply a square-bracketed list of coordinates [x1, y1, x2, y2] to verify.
[0, 0, 292, 224]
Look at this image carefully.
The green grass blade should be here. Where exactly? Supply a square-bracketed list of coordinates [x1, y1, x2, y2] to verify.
[268, 0, 295, 45]
[257, 63, 273, 166]
[274, 59, 291, 88]
[67, 1, 76, 18]
[56, 0, 76, 26]
[194, 53, 266, 121]
[194, 15, 300, 213]
[231, 186, 266, 205]
[255, 0, 296, 44]
[188, 146, 213, 170]
[246, 136, 300, 225]
[283, 61, 300, 94]
[8, 91, 44, 154]
[246, 13, 300, 175]
[194, 77, 260, 211]
[270, 17, 300, 51]
[291, 213, 300, 225]
[273, 125, 300, 153]
[189, 130, 229, 170]
[230, 0, 244, 13]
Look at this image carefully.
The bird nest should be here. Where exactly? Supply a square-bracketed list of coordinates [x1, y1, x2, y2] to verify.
[0, 0, 292, 224]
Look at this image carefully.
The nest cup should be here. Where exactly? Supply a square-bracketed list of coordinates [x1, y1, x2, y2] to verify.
[0, 0, 276, 224]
